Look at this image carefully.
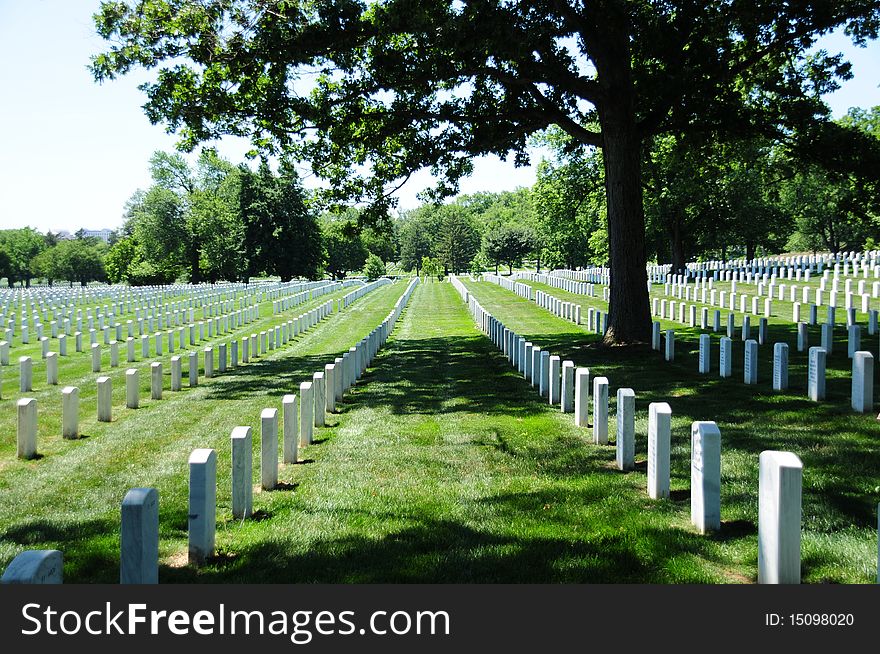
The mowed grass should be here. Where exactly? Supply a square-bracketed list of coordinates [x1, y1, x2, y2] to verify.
[0, 281, 409, 581]
[1, 277, 876, 583]
[462, 278, 880, 583]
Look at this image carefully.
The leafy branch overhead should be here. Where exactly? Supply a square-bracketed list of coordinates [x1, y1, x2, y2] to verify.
[91, 1, 878, 205]
[91, 1, 880, 343]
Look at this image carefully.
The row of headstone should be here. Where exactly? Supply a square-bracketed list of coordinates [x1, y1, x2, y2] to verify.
[1, 279, 346, 357]
[513, 271, 596, 297]
[273, 279, 358, 313]
[4, 279, 420, 582]
[338, 277, 392, 310]
[533, 290, 581, 325]
[482, 274, 583, 326]
[1, 276, 374, 404]
[458, 275, 813, 582]
[11, 294, 350, 460]
[652, 321, 874, 413]
[1, 279, 325, 344]
[1, 278, 330, 319]
[482, 274, 536, 301]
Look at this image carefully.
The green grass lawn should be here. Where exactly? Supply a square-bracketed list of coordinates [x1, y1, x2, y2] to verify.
[0, 278, 877, 582]
[461, 277, 880, 583]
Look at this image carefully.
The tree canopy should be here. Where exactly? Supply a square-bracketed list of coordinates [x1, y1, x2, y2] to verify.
[92, 0, 880, 342]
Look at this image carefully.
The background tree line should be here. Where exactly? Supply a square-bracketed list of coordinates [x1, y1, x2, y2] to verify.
[5, 105, 879, 287]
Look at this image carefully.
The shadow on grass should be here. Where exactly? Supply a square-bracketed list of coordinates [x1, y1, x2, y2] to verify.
[162, 512, 717, 583]
[500, 320, 880, 531]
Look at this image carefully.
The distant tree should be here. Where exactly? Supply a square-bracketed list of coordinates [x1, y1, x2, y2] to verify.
[531, 153, 602, 271]
[780, 165, 872, 254]
[435, 206, 480, 275]
[240, 160, 323, 281]
[482, 224, 536, 275]
[398, 213, 435, 276]
[0, 228, 46, 286]
[30, 247, 63, 286]
[105, 236, 140, 284]
[361, 222, 398, 264]
[0, 249, 11, 284]
[59, 239, 107, 286]
[469, 251, 490, 275]
[421, 256, 443, 282]
[363, 253, 387, 281]
[129, 185, 188, 282]
[30, 240, 106, 286]
[322, 220, 368, 280]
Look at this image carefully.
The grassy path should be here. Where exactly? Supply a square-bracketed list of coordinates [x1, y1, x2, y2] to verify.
[181, 280, 732, 583]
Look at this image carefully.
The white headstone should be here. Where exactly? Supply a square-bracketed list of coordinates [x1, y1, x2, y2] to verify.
[574, 368, 590, 427]
[120, 487, 159, 584]
[189, 351, 198, 387]
[758, 451, 802, 584]
[125, 368, 139, 409]
[615, 388, 635, 471]
[300, 381, 314, 445]
[808, 347, 826, 402]
[772, 343, 789, 391]
[188, 449, 217, 566]
[593, 377, 609, 445]
[260, 408, 279, 490]
[852, 351, 874, 413]
[17, 397, 37, 459]
[539, 350, 550, 398]
[691, 421, 721, 534]
[719, 337, 732, 378]
[648, 402, 672, 500]
[744, 339, 758, 385]
[91, 342, 101, 373]
[548, 355, 561, 405]
[847, 325, 860, 358]
[151, 361, 163, 400]
[283, 394, 298, 464]
[699, 334, 710, 374]
[45, 351, 58, 385]
[1, 550, 62, 584]
[561, 361, 575, 413]
[97, 376, 112, 422]
[231, 426, 253, 518]
[797, 322, 808, 352]
[61, 386, 79, 439]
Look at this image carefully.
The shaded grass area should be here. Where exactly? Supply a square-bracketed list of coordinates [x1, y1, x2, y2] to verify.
[462, 279, 880, 583]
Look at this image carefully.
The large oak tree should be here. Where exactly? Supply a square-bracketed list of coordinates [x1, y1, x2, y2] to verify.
[92, 0, 879, 342]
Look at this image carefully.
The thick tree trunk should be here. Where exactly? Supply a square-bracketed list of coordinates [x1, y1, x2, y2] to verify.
[600, 117, 651, 344]
[593, 18, 652, 344]
[745, 241, 756, 262]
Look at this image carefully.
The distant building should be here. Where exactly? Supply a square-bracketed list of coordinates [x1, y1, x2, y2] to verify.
[78, 228, 113, 243]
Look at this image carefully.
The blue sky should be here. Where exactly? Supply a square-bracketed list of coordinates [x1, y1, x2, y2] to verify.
[1, 0, 879, 234]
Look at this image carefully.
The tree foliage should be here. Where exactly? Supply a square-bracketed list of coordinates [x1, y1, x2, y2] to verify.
[91, 0, 880, 341]
[363, 252, 387, 281]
